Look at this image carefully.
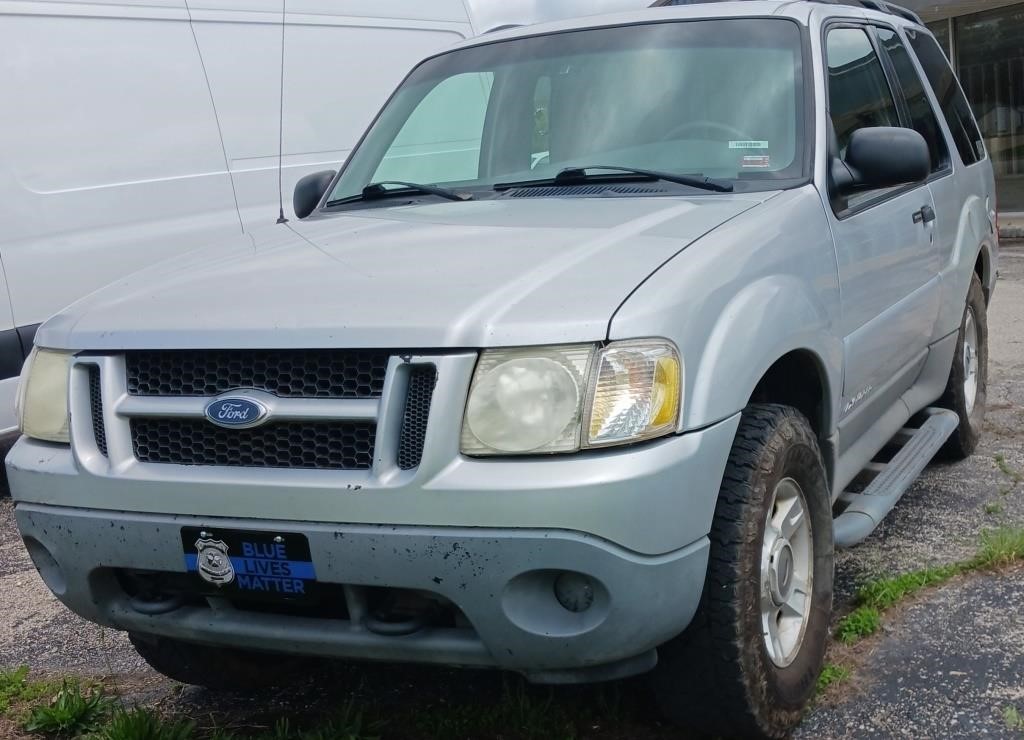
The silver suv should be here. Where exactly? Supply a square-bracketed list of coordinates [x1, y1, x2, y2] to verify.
[7, 1, 998, 737]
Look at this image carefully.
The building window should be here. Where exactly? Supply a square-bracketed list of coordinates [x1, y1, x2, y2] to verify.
[956, 3, 1024, 211]
[925, 20, 952, 60]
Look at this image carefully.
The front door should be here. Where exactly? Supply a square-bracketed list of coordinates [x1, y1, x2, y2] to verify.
[823, 25, 940, 438]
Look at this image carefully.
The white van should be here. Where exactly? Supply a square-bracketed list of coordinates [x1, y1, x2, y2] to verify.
[0, 0, 652, 442]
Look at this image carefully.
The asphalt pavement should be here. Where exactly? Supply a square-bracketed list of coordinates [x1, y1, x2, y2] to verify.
[1, 245, 1023, 738]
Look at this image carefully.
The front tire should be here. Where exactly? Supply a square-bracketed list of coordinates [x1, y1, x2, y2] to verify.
[939, 273, 988, 459]
[652, 404, 834, 739]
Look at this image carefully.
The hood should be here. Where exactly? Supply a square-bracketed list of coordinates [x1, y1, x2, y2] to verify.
[37, 194, 774, 351]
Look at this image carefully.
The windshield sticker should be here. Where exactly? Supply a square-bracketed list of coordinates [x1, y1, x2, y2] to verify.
[729, 140, 770, 149]
[740, 155, 772, 169]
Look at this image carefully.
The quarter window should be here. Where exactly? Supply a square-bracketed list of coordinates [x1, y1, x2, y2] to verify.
[906, 30, 985, 166]
[826, 28, 900, 157]
[877, 28, 950, 174]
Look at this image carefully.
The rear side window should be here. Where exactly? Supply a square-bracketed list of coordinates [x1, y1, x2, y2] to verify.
[876, 28, 950, 174]
[906, 30, 985, 166]
[826, 28, 900, 157]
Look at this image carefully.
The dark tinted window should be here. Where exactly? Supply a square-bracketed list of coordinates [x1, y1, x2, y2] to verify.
[877, 28, 950, 173]
[907, 30, 985, 166]
[826, 28, 899, 156]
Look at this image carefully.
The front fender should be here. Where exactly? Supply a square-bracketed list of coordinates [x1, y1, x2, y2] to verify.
[609, 186, 842, 434]
[688, 277, 841, 432]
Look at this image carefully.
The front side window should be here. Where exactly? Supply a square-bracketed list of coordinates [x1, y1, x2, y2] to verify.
[826, 27, 899, 157]
[328, 19, 807, 204]
[877, 28, 950, 174]
[906, 29, 985, 166]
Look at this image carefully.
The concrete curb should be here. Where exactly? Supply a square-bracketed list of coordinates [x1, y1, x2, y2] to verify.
[1002, 213, 1024, 240]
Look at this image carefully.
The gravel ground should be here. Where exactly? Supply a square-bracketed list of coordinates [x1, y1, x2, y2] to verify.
[1, 245, 1023, 738]
[800, 567, 1024, 739]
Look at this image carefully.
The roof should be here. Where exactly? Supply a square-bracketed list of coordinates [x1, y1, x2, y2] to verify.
[447, 0, 924, 51]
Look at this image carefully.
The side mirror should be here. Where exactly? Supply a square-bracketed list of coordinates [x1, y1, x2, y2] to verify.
[831, 127, 930, 192]
[293, 170, 337, 219]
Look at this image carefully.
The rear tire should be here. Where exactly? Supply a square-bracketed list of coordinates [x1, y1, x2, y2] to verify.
[129, 633, 296, 690]
[939, 274, 988, 460]
[652, 404, 834, 739]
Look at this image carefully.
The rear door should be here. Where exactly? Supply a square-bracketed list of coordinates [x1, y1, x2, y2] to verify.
[823, 23, 940, 443]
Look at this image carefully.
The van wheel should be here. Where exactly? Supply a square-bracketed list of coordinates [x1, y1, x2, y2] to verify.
[939, 274, 988, 459]
[652, 404, 833, 739]
[129, 633, 296, 690]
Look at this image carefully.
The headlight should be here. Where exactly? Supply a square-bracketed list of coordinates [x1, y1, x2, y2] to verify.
[462, 345, 593, 455]
[461, 340, 681, 456]
[16, 348, 73, 444]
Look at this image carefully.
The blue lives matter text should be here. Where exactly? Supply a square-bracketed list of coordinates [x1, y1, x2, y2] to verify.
[234, 540, 314, 594]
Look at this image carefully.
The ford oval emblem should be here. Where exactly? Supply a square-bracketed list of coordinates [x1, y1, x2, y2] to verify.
[204, 397, 269, 429]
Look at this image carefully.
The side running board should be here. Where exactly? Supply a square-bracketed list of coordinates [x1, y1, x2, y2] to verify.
[833, 408, 959, 548]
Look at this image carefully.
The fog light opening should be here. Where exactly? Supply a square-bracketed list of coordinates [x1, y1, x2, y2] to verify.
[553, 572, 595, 614]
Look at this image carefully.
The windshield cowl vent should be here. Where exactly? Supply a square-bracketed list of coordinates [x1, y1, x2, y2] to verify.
[508, 185, 668, 198]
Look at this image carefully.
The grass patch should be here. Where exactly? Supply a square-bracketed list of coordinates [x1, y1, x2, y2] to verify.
[994, 454, 1023, 483]
[1004, 706, 1024, 731]
[835, 606, 882, 644]
[412, 681, 577, 740]
[970, 526, 1024, 570]
[259, 706, 383, 740]
[208, 701, 384, 740]
[92, 708, 196, 740]
[984, 502, 1004, 515]
[0, 666, 59, 716]
[855, 563, 964, 611]
[816, 663, 851, 695]
[836, 527, 1024, 646]
[23, 679, 112, 736]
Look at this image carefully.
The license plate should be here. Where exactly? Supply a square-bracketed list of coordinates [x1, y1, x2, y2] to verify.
[181, 527, 317, 601]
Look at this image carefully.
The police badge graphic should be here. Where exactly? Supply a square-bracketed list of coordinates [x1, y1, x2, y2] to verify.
[195, 537, 235, 586]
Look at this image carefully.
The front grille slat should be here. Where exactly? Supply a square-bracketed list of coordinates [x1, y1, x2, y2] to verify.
[398, 366, 437, 470]
[88, 366, 108, 456]
[131, 418, 375, 470]
[126, 350, 390, 399]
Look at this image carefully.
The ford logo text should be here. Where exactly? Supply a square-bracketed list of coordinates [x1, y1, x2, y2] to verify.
[204, 397, 269, 429]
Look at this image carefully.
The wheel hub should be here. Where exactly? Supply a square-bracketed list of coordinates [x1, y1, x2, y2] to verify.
[769, 539, 795, 606]
[760, 478, 814, 668]
[963, 307, 979, 414]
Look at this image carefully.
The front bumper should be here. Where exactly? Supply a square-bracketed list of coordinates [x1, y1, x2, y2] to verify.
[15, 504, 709, 682]
[8, 401, 741, 680]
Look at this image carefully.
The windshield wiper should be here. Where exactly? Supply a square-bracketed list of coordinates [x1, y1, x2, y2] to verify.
[327, 180, 472, 206]
[495, 166, 734, 193]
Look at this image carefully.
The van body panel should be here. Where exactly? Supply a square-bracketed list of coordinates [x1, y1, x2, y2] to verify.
[0, 6, 241, 333]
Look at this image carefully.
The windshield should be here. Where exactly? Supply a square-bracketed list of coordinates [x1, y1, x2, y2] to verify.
[327, 19, 807, 204]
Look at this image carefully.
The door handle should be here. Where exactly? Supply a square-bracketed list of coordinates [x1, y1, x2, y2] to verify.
[912, 205, 936, 225]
